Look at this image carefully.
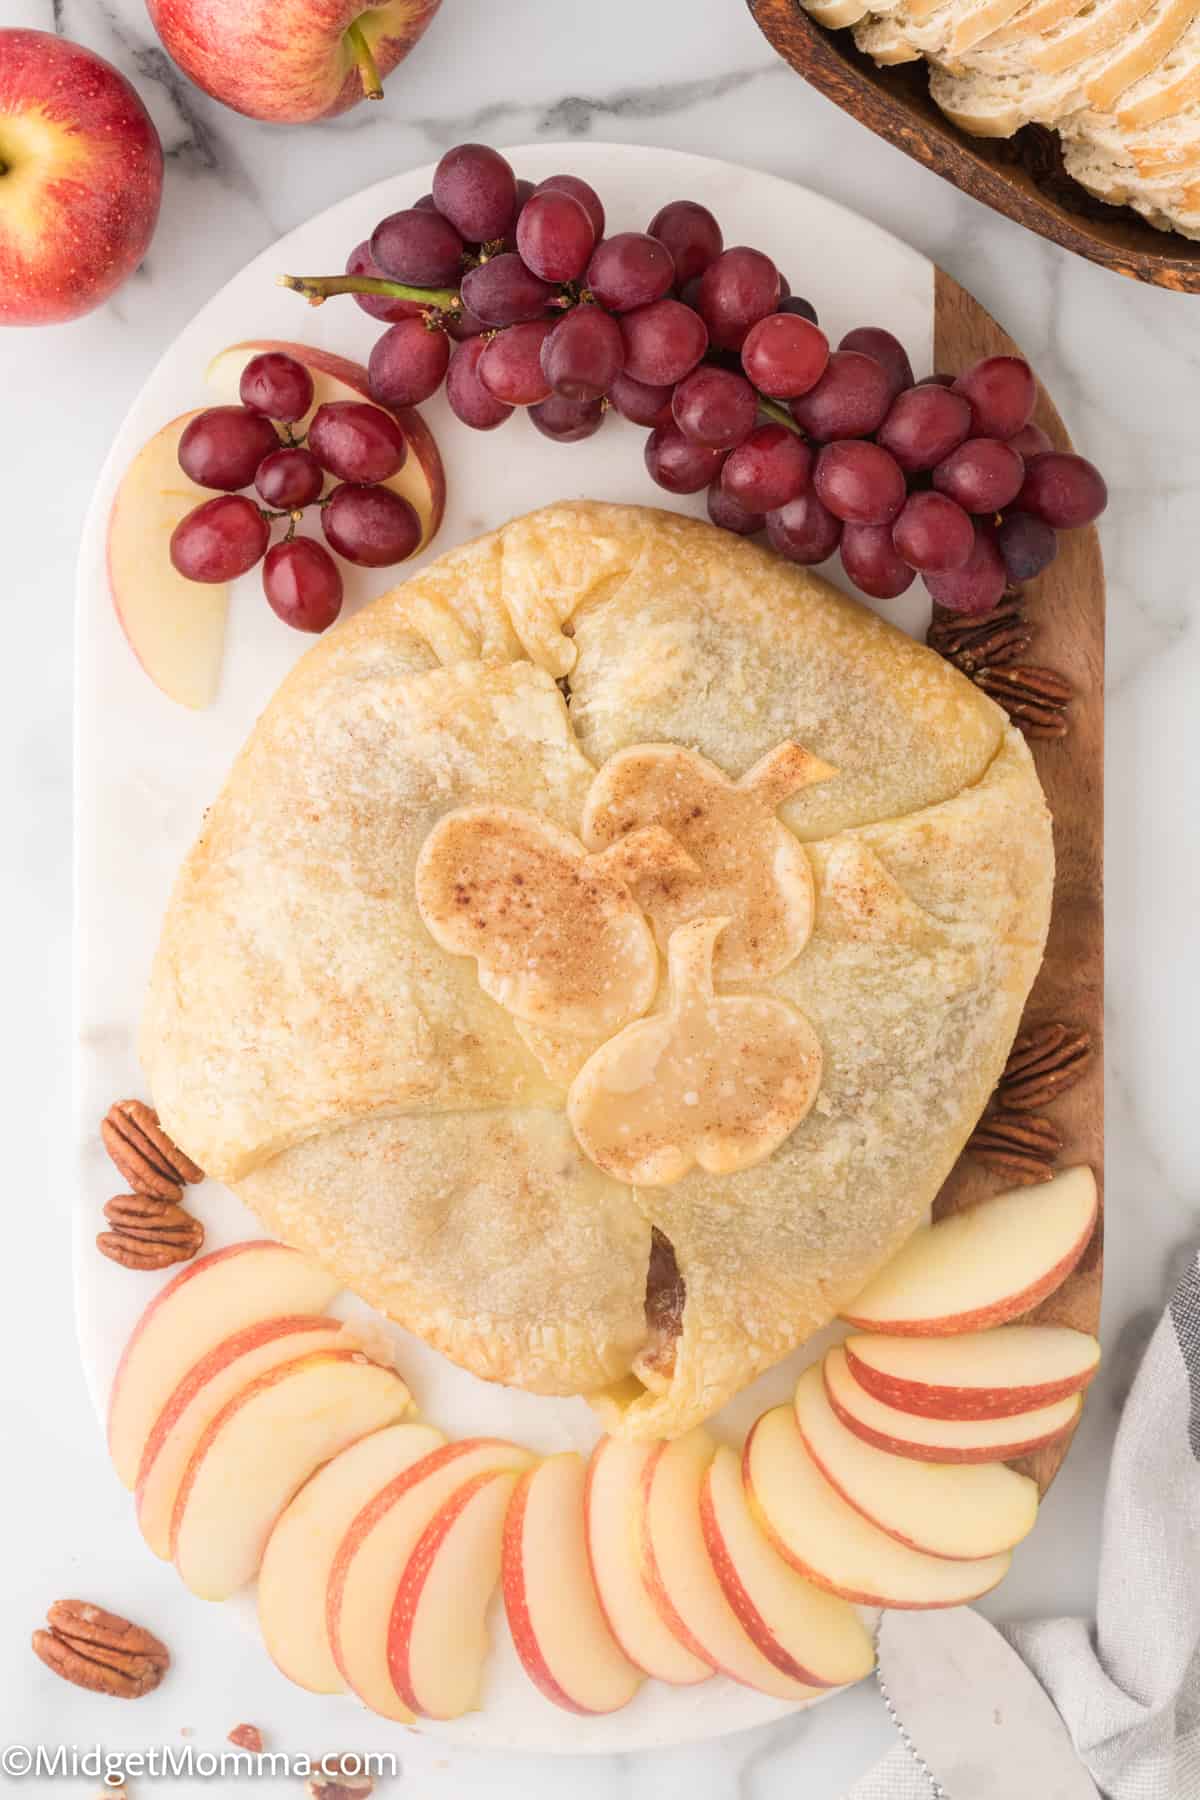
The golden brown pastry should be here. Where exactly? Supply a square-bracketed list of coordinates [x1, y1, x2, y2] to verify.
[141, 503, 1053, 1436]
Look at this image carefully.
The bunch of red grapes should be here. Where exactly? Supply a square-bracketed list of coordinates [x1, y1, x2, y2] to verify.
[293, 141, 1106, 617]
[169, 351, 423, 632]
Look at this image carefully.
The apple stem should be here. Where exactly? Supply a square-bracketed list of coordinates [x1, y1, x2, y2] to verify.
[277, 272, 462, 315]
[346, 21, 384, 101]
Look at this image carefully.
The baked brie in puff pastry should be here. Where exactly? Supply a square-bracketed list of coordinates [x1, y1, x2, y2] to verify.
[141, 503, 1053, 1438]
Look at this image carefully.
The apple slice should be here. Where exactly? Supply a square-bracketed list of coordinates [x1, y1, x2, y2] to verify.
[825, 1346, 1082, 1462]
[258, 1420, 444, 1694]
[107, 1240, 340, 1489]
[699, 1445, 875, 1689]
[584, 1437, 713, 1686]
[840, 1167, 1098, 1335]
[329, 1438, 534, 1722]
[171, 1348, 411, 1599]
[503, 1452, 642, 1715]
[388, 1467, 522, 1720]
[843, 1326, 1101, 1421]
[793, 1366, 1038, 1559]
[135, 1313, 346, 1558]
[640, 1429, 823, 1701]
[743, 1405, 1013, 1609]
[206, 341, 445, 549]
[108, 408, 231, 710]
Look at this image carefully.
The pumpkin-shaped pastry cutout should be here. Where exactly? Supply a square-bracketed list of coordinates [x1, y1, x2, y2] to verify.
[582, 742, 836, 982]
[568, 917, 823, 1186]
[415, 804, 694, 1042]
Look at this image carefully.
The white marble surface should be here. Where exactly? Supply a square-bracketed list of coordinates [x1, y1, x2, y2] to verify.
[3, 0, 1199, 1793]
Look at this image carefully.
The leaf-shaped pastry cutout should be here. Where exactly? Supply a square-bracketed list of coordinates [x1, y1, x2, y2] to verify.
[582, 742, 836, 981]
[567, 917, 823, 1186]
[415, 805, 693, 1041]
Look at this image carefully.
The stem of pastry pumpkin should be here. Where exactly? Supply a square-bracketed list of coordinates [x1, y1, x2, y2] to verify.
[276, 272, 463, 313]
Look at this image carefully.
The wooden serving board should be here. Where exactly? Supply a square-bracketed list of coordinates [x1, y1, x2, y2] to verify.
[930, 267, 1104, 1495]
[749, 0, 1200, 294]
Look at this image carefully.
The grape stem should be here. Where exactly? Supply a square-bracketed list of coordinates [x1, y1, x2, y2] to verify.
[277, 272, 462, 314]
[345, 21, 383, 101]
[754, 392, 805, 437]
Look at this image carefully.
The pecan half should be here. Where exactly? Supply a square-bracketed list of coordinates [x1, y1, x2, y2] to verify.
[927, 599, 1033, 674]
[967, 1112, 1061, 1184]
[32, 1601, 169, 1699]
[101, 1099, 203, 1199]
[97, 1194, 204, 1271]
[997, 1023, 1093, 1111]
[308, 1756, 374, 1799]
[973, 664, 1073, 740]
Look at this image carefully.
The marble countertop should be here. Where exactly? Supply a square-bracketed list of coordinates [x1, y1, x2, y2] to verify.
[4, 0, 1198, 1794]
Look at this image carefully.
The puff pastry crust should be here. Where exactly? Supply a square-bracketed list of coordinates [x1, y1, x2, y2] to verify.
[142, 503, 1053, 1437]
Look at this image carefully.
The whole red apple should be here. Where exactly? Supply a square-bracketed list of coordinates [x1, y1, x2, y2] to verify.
[0, 30, 163, 326]
[144, 0, 443, 125]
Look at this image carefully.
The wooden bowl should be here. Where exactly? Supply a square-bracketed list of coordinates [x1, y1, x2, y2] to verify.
[749, 0, 1200, 293]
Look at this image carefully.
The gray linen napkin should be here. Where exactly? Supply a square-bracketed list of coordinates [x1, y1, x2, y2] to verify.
[843, 1251, 1200, 1800]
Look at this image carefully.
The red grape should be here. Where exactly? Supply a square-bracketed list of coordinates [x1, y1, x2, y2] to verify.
[368, 318, 451, 408]
[306, 401, 407, 484]
[740, 312, 829, 399]
[517, 189, 595, 283]
[892, 491, 974, 572]
[345, 241, 424, 324]
[534, 175, 605, 242]
[932, 438, 1025, 513]
[953, 355, 1036, 439]
[477, 320, 555, 405]
[262, 537, 344, 632]
[765, 492, 842, 565]
[789, 351, 892, 440]
[414, 193, 438, 211]
[876, 385, 972, 473]
[587, 234, 675, 312]
[618, 297, 707, 385]
[778, 294, 819, 326]
[370, 209, 464, 287]
[707, 481, 764, 536]
[170, 494, 269, 582]
[721, 424, 812, 512]
[672, 366, 758, 451]
[529, 392, 606, 442]
[994, 510, 1058, 583]
[432, 143, 517, 243]
[541, 306, 624, 401]
[840, 523, 915, 599]
[697, 246, 780, 350]
[923, 525, 1007, 615]
[647, 200, 723, 284]
[178, 407, 279, 491]
[917, 372, 956, 388]
[813, 440, 906, 526]
[608, 368, 674, 428]
[644, 423, 726, 494]
[1007, 421, 1053, 460]
[322, 483, 420, 567]
[838, 327, 914, 405]
[460, 253, 554, 325]
[238, 352, 315, 422]
[445, 337, 514, 430]
[255, 446, 325, 509]
[445, 301, 489, 342]
[1016, 452, 1107, 529]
